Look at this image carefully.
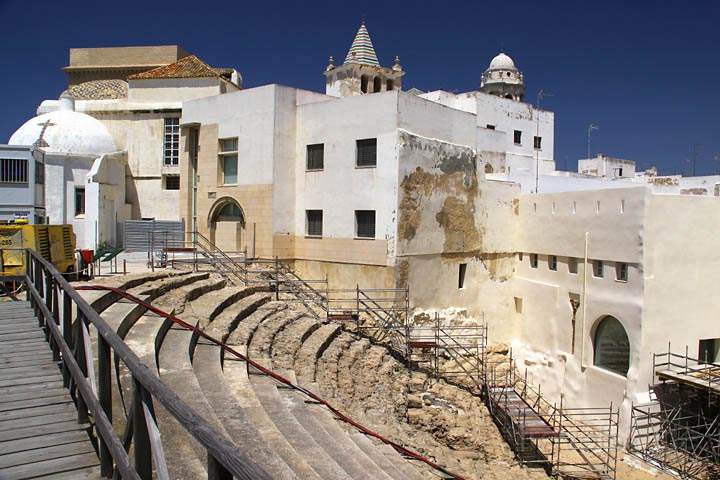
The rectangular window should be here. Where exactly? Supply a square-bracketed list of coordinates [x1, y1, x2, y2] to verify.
[306, 209, 323, 237]
[164, 175, 180, 190]
[163, 118, 180, 166]
[74, 187, 85, 216]
[534, 136, 542, 150]
[514, 130, 522, 145]
[356, 138, 377, 167]
[486, 124, 496, 130]
[355, 210, 376, 239]
[306, 144, 324, 170]
[0, 158, 28, 183]
[549, 255, 557, 271]
[699, 339, 720, 364]
[514, 297, 523, 314]
[593, 260, 604, 278]
[530, 253, 538, 269]
[34, 160, 44, 184]
[615, 262, 628, 282]
[568, 257, 578, 274]
[219, 137, 239, 185]
[458, 263, 467, 289]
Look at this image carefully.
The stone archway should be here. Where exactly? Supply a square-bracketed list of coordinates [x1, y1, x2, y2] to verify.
[208, 197, 245, 253]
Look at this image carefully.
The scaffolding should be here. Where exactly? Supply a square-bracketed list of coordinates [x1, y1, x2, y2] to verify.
[406, 312, 487, 392]
[628, 348, 720, 479]
[486, 357, 619, 479]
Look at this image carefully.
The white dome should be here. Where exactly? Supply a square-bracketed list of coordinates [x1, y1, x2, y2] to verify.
[9, 108, 116, 156]
[488, 52, 517, 71]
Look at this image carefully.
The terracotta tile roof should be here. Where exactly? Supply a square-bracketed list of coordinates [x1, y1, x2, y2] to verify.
[127, 55, 221, 80]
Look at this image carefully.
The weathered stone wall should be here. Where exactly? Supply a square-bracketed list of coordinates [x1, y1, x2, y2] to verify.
[395, 130, 520, 341]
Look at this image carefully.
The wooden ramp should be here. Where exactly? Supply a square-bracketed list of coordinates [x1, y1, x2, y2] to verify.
[0, 301, 100, 479]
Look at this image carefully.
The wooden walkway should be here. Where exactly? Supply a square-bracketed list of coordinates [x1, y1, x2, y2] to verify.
[0, 301, 100, 479]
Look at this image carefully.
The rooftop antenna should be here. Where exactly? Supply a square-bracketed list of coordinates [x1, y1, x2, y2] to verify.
[534, 90, 553, 193]
[587, 123, 599, 161]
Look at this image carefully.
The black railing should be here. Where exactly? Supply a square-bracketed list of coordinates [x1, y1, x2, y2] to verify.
[21, 248, 271, 480]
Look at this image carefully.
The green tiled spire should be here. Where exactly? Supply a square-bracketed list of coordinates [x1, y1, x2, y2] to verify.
[344, 21, 380, 67]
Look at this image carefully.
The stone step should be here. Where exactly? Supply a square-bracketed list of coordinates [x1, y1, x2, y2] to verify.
[247, 310, 307, 366]
[293, 323, 343, 384]
[222, 305, 324, 480]
[250, 374, 353, 480]
[281, 387, 396, 480]
[268, 316, 322, 372]
[192, 339, 299, 479]
[314, 331, 356, 400]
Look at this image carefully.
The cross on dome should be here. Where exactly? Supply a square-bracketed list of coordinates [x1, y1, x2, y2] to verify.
[34, 119, 56, 148]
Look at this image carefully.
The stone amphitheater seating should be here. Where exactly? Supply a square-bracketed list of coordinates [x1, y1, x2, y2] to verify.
[82, 272, 430, 479]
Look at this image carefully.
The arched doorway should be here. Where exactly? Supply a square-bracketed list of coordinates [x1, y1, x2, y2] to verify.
[592, 316, 630, 376]
[208, 197, 245, 253]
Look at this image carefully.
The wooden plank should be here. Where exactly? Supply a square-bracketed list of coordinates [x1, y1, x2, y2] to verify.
[32, 465, 102, 480]
[0, 389, 70, 405]
[0, 365, 60, 380]
[0, 420, 87, 442]
[0, 318, 36, 326]
[0, 325, 40, 335]
[0, 439, 95, 468]
[0, 342, 48, 353]
[0, 395, 72, 412]
[0, 430, 90, 455]
[0, 451, 100, 480]
[0, 410, 78, 432]
[0, 331, 45, 342]
[0, 402, 75, 421]
[0, 374, 61, 389]
[0, 358, 56, 370]
[0, 380, 65, 395]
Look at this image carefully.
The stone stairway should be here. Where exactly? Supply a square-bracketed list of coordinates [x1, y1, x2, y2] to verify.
[80, 272, 541, 480]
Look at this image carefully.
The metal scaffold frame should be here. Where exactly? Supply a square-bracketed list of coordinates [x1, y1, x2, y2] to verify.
[628, 347, 720, 479]
[485, 356, 619, 479]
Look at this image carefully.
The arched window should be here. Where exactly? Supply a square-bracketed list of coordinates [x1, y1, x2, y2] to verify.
[215, 202, 243, 222]
[373, 76, 382, 93]
[386, 79, 394, 91]
[593, 316, 630, 376]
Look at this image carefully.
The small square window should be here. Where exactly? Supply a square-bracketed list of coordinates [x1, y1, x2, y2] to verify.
[530, 254, 538, 269]
[534, 136, 542, 150]
[549, 255, 557, 271]
[568, 257, 578, 274]
[164, 175, 180, 190]
[593, 260, 604, 278]
[615, 262, 628, 282]
[306, 210, 323, 237]
[699, 339, 720, 364]
[355, 210, 376, 238]
[306, 144, 324, 170]
[356, 138, 377, 167]
[514, 130, 522, 145]
[458, 263, 467, 289]
[74, 187, 85, 216]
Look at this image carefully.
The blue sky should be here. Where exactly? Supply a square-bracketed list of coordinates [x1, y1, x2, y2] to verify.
[1, 0, 719, 175]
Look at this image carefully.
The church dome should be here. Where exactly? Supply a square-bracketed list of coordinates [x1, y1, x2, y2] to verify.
[488, 52, 517, 71]
[9, 96, 116, 156]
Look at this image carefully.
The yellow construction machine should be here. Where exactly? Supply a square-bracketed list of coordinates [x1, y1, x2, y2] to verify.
[0, 224, 77, 276]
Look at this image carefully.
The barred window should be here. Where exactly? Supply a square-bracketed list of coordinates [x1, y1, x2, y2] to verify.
[306, 210, 323, 236]
[549, 255, 557, 271]
[164, 118, 180, 166]
[615, 262, 628, 282]
[355, 210, 376, 239]
[35, 160, 44, 184]
[534, 136, 542, 150]
[593, 260, 604, 278]
[356, 138, 377, 167]
[164, 175, 180, 190]
[306, 144, 324, 170]
[0, 158, 28, 183]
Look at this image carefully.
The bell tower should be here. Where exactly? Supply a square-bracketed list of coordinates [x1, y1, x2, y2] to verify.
[324, 21, 404, 97]
[480, 52, 525, 101]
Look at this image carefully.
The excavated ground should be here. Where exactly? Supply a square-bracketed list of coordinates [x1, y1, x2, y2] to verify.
[80, 271, 673, 480]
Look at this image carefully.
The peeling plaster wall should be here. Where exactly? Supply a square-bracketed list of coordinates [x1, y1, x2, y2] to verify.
[394, 129, 520, 341]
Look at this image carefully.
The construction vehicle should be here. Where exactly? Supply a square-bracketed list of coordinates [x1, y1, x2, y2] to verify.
[0, 224, 77, 276]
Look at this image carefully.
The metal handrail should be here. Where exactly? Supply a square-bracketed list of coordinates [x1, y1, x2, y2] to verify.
[22, 249, 271, 480]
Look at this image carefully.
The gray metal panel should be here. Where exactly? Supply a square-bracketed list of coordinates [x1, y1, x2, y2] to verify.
[123, 220, 184, 252]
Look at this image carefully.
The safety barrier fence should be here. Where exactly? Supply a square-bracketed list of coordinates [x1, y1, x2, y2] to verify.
[21, 249, 273, 480]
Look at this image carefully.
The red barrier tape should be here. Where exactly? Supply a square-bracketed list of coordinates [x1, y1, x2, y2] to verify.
[77, 284, 465, 480]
